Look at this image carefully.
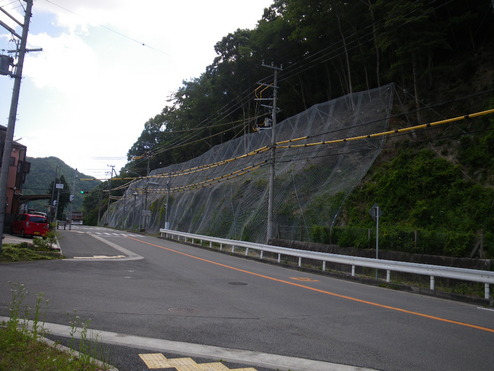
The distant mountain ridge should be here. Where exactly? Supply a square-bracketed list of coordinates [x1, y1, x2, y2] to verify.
[23, 156, 100, 213]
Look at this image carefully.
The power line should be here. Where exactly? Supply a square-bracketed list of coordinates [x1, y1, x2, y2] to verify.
[42, 0, 169, 55]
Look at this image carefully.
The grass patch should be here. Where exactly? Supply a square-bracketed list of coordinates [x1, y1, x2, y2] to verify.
[0, 328, 107, 371]
[0, 283, 111, 370]
[0, 240, 62, 263]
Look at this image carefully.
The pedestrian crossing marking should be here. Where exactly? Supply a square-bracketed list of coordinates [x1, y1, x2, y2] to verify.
[139, 353, 257, 370]
[67, 229, 142, 238]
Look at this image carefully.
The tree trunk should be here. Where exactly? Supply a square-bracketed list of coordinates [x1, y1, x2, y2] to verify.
[412, 52, 421, 124]
[366, 0, 381, 86]
[337, 15, 352, 95]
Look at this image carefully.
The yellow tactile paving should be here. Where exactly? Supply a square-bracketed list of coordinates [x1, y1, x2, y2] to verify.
[195, 362, 229, 371]
[139, 353, 257, 371]
[168, 357, 202, 369]
[139, 353, 168, 368]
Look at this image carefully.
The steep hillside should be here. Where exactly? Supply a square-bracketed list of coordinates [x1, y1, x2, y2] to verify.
[23, 157, 100, 217]
[89, 1, 494, 258]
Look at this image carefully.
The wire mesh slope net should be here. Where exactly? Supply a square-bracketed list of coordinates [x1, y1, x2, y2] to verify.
[104, 84, 394, 243]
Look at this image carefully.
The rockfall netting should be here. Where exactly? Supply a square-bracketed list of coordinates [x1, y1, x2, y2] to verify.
[103, 84, 394, 243]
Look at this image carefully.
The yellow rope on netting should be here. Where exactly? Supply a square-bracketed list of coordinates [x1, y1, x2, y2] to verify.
[112, 108, 494, 194]
[277, 108, 494, 149]
[119, 161, 267, 199]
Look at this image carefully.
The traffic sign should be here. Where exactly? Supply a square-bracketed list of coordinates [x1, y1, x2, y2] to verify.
[369, 204, 382, 221]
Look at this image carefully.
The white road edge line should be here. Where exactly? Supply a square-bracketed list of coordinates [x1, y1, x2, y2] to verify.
[0, 316, 375, 371]
[477, 306, 494, 312]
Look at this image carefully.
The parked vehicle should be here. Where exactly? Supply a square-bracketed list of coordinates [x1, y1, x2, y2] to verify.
[11, 213, 50, 238]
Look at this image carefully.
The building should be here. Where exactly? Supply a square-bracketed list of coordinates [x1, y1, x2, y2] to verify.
[0, 124, 32, 228]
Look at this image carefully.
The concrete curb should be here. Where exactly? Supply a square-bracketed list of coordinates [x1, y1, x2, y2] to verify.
[0, 316, 375, 371]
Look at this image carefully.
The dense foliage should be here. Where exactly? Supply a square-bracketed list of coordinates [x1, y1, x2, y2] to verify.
[308, 113, 494, 256]
[125, 0, 493, 175]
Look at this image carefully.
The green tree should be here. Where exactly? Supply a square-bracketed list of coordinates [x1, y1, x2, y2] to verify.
[374, 0, 448, 121]
[82, 185, 103, 226]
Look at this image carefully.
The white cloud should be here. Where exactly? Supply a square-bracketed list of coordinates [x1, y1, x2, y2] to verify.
[24, 32, 99, 93]
[1, 0, 273, 178]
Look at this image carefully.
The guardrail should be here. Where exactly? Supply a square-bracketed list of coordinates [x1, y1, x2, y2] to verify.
[160, 229, 494, 300]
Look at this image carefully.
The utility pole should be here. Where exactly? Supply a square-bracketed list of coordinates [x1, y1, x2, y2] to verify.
[68, 169, 77, 230]
[0, 0, 34, 251]
[49, 165, 59, 222]
[257, 62, 282, 244]
[105, 165, 115, 225]
[55, 182, 63, 222]
[97, 189, 102, 226]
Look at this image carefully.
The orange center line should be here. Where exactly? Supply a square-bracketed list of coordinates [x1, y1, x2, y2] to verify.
[128, 237, 494, 334]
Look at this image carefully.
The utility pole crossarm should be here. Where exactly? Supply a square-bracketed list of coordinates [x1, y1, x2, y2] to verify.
[261, 62, 283, 71]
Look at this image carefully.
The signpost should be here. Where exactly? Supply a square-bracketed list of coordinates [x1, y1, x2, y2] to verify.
[369, 204, 382, 279]
[369, 204, 381, 259]
[55, 183, 64, 222]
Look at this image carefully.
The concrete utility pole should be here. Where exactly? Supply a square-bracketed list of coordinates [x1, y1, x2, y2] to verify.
[68, 168, 77, 230]
[0, 0, 34, 251]
[164, 173, 171, 229]
[106, 164, 115, 224]
[258, 62, 282, 244]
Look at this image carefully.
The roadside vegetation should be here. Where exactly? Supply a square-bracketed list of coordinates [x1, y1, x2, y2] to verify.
[0, 283, 111, 371]
[0, 232, 61, 263]
[311, 113, 494, 259]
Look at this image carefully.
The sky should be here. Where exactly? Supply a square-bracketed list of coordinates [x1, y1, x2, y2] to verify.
[0, 0, 273, 179]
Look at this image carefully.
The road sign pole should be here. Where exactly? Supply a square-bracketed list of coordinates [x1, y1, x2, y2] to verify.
[376, 205, 379, 260]
[369, 204, 381, 280]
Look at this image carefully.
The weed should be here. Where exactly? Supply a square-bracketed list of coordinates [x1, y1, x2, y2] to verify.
[0, 282, 111, 370]
[68, 310, 108, 367]
[6, 282, 27, 333]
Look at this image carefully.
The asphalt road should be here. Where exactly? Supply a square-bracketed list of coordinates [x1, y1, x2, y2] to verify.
[1, 226, 493, 370]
